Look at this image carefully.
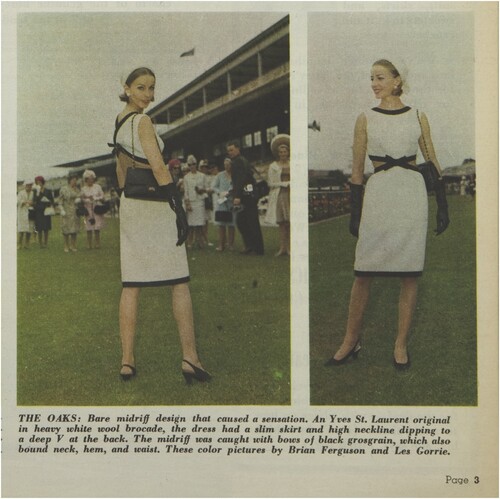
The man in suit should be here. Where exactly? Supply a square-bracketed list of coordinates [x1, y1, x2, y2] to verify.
[226, 140, 264, 255]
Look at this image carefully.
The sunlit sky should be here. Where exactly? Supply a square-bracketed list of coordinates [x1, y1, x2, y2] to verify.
[308, 11, 475, 172]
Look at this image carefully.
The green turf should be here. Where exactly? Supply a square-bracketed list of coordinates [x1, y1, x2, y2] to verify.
[17, 218, 290, 406]
[309, 195, 477, 406]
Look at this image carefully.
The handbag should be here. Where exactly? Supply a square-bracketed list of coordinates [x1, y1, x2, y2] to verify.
[417, 110, 440, 192]
[123, 114, 167, 202]
[76, 204, 88, 217]
[44, 206, 55, 216]
[254, 180, 270, 199]
[215, 210, 233, 223]
[250, 165, 270, 199]
[94, 201, 110, 215]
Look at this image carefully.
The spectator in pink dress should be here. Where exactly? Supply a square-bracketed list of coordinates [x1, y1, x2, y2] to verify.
[81, 169, 105, 249]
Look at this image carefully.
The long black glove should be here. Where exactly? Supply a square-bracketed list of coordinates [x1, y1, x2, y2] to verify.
[434, 178, 450, 235]
[349, 183, 363, 237]
[159, 183, 189, 246]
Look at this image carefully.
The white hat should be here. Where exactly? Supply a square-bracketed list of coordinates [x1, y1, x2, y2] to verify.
[83, 169, 96, 180]
[270, 134, 290, 159]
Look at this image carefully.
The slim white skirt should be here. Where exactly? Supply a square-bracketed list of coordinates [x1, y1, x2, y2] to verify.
[354, 167, 428, 277]
[120, 195, 190, 287]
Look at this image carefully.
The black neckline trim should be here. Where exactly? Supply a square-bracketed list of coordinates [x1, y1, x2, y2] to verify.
[372, 106, 412, 115]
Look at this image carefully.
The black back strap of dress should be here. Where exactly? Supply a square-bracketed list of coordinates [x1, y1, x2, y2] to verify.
[107, 112, 149, 165]
[370, 154, 418, 173]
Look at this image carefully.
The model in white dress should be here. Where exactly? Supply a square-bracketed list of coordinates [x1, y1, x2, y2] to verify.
[113, 67, 209, 383]
[326, 59, 449, 370]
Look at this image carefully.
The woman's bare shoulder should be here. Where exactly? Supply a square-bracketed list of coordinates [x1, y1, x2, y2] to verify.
[137, 114, 155, 133]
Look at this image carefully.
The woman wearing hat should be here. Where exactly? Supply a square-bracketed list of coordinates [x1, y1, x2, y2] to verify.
[325, 59, 449, 370]
[212, 157, 236, 251]
[17, 180, 35, 249]
[114, 67, 209, 383]
[32, 175, 55, 248]
[81, 169, 106, 249]
[58, 174, 81, 252]
[168, 158, 182, 188]
[265, 134, 291, 256]
[183, 155, 207, 249]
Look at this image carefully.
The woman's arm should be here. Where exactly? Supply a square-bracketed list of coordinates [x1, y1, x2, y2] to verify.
[351, 113, 367, 184]
[267, 163, 285, 188]
[94, 184, 104, 200]
[418, 112, 443, 175]
[212, 173, 222, 194]
[138, 115, 173, 186]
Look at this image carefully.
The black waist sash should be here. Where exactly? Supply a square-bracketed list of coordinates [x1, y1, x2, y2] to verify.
[370, 154, 418, 174]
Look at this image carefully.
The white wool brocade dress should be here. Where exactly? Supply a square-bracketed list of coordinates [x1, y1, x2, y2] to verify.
[354, 106, 428, 277]
[115, 112, 190, 287]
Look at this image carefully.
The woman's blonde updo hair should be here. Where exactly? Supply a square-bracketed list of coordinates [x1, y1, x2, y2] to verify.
[373, 59, 403, 96]
[119, 67, 156, 102]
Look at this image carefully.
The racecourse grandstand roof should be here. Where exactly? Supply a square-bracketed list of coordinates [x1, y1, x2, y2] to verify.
[55, 15, 290, 176]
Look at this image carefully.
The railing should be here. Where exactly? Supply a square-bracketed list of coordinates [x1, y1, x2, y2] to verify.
[164, 62, 289, 132]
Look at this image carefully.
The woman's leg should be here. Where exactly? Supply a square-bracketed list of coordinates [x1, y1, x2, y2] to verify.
[86, 230, 93, 249]
[43, 230, 49, 247]
[187, 227, 194, 249]
[228, 226, 235, 250]
[195, 227, 205, 249]
[203, 220, 210, 246]
[277, 222, 290, 256]
[25, 232, 31, 248]
[119, 287, 140, 374]
[394, 277, 418, 363]
[171, 283, 205, 371]
[94, 230, 101, 249]
[70, 233, 77, 251]
[63, 234, 70, 252]
[333, 276, 373, 360]
[284, 222, 290, 255]
[18, 232, 24, 250]
[217, 225, 226, 251]
[276, 222, 287, 256]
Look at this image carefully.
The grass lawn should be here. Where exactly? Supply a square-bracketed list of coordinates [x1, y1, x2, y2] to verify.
[17, 217, 290, 406]
[309, 195, 477, 406]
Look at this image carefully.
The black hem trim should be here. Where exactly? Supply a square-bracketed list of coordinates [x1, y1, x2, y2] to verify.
[122, 276, 190, 288]
[354, 270, 422, 277]
[371, 106, 412, 115]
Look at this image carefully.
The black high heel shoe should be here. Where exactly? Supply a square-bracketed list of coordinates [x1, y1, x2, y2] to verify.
[325, 342, 361, 366]
[120, 364, 136, 381]
[182, 359, 211, 384]
[393, 352, 411, 371]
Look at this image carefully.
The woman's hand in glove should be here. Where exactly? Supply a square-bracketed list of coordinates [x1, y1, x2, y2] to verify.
[159, 183, 189, 246]
[349, 183, 364, 238]
[434, 179, 450, 235]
